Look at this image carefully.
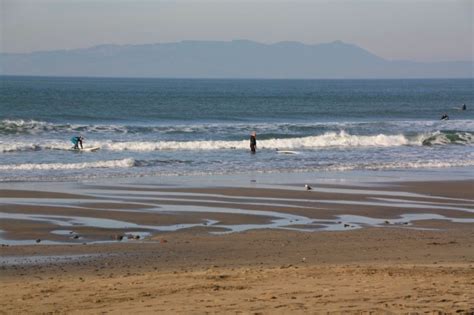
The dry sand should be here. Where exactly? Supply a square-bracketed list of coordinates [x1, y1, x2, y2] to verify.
[0, 180, 473, 314]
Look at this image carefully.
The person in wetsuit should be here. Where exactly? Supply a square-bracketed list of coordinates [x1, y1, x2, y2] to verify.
[71, 136, 84, 149]
[462, 104, 467, 111]
[440, 113, 449, 120]
[250, 131, 257, 153]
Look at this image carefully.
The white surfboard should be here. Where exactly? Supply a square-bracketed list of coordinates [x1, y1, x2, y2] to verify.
[71, 147, 100, 152]
[276, 150, 299, 155]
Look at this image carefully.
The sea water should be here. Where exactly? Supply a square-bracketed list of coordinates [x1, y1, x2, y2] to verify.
[0, 76, 473, 182]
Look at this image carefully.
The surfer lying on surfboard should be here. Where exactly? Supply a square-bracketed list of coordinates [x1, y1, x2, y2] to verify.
[71, 136, 84, 150]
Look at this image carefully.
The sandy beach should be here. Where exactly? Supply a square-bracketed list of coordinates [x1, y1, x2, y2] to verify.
[1, 176, 473, 314]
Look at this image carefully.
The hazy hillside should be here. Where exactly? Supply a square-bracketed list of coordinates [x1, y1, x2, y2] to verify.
[1, 40, 472, 78]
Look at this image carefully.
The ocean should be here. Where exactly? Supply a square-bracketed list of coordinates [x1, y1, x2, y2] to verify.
[0, 76, 473, 182]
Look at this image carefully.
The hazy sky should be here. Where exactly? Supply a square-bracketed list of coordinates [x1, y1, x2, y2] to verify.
[1, 0, 472, 62]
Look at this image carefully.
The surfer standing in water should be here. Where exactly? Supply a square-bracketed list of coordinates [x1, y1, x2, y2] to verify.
[250, 131, 257, 153]
[71, 136, 84, 150]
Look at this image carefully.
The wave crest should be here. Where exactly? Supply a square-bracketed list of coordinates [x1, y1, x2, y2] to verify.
[0, 158, 135, 171]
[3, 119, 474, 137]
[0, 119, 128, 135]
[421, 131, 474, 146]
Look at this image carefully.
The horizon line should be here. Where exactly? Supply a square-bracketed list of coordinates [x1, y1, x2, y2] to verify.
[2, 74, 473, 81]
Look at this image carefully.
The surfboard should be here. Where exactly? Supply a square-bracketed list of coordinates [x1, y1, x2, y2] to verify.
[276, 150, 299, 155]
[70, 147, 100, 152]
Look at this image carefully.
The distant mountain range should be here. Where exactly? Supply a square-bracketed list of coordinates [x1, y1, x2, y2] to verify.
[1, 40, 472, 78]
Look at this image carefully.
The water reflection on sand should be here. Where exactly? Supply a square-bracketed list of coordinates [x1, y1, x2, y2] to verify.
[0, 180, 473, 245]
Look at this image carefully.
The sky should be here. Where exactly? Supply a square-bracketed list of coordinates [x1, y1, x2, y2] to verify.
[1, 0, 472, 62]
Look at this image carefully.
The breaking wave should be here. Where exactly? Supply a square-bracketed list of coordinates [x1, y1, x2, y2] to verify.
[0, 158, 136, 171]
[2, 118, 474, 137]
[0, 119, 305, 135]
[1, 158, 473, 175]
[420, 130, 474, 146]
[0, 158, 193, 171]
[1, 130, 473, 153]
[325, 159, 474, 172]
[0, 119, 133, 135]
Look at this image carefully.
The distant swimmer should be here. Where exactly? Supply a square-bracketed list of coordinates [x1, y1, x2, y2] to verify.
[440, 113, 449, 121]
[462, 104, 467, 111]
[250, 131, 257, 153]
[71, 136, 84, 150]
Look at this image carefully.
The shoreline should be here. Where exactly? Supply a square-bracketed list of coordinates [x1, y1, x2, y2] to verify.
[1, 164, 474, 185]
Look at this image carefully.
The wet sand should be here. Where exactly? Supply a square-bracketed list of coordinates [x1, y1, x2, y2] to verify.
[0, 179, 473, 313]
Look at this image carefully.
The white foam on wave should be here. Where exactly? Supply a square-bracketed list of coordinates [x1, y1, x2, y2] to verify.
[419, 130, 474, 146]
[0, 119, 54, 134]
[0, 119, 128, 135]
[91, 131, 413, 150]
[259, 131, 411, 149]
[0, 141, 71, 153]
[326, 159, 474, 172]
[0, 143, 41, 153]
[0, 158, 135, 171]
[0, 131, 415, 153]
[3, 118, 473, 135]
